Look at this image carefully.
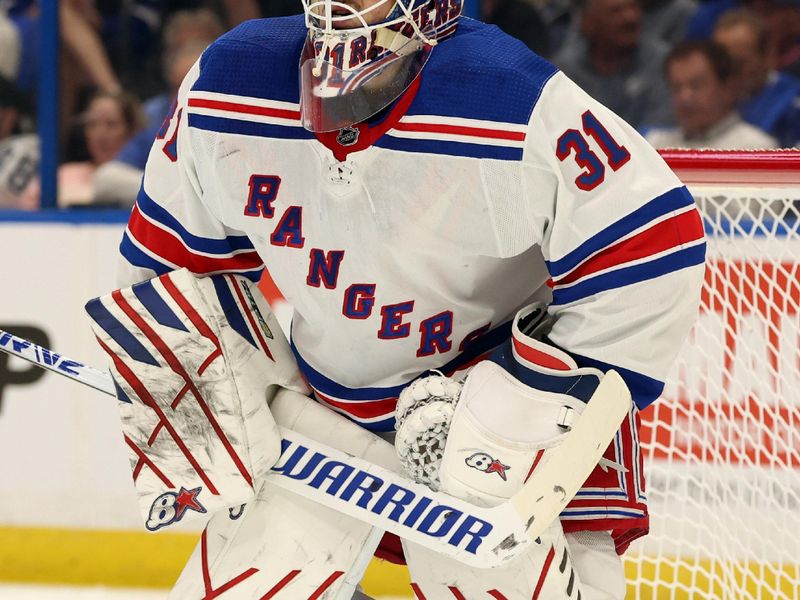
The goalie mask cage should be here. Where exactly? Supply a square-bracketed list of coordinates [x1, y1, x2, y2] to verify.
[626, 149, 800, 600]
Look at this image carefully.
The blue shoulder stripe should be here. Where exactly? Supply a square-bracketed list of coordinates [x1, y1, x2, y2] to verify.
[132, 280, 188, 332]
[188, 114, 313, 141]
[136, 187, 257, 255]
[192, 16, 306, 103]
[563, 349, 665, 410]
[85, 298, 160, 367]
[546, 186, 696, 278]
[551, 243, 706, 305]
[375, 136, 524, 161]
[120, 232, 171, 275]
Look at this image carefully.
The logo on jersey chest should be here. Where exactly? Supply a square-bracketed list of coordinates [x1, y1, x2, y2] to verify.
[336, 126, 360, 147]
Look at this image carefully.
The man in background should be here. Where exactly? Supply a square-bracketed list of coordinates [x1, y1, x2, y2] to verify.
[554, 0, 673, 130]
[92, 9, 223, 206]
[482, 0, 550, 56]
[713, 8, 800, 147]
[646, 40, 778, 148]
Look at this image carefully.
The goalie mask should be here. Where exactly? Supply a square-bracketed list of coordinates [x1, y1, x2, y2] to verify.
[299, 0, 463, 132]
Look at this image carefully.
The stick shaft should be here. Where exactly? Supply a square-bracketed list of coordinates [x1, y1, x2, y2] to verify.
[0, 328, 526, 566]
[0, 329, 115, 396]
[0, 329, 630, 565]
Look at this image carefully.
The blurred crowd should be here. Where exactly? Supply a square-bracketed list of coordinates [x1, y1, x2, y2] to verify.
[0, 0, 798, 209]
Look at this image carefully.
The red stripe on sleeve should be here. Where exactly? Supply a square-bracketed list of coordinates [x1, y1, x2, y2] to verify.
[554, 209, 704, 287]
[188, 98, 301, 121]
[128, 205, 264, 275]
[394, 121, 526, 142]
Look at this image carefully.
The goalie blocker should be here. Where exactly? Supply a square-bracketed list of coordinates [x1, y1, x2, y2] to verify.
[85, 268, 309, 528]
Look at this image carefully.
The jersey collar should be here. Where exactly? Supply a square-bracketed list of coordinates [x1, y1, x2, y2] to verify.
[314, 75, 421, 162]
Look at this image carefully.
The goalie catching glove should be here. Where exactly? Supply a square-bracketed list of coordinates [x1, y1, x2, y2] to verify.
[86, 268, 309, 531]
[395, 302, 623, 509]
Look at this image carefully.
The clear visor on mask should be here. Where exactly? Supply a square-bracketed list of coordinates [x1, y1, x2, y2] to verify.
[299, 25, 432, 132]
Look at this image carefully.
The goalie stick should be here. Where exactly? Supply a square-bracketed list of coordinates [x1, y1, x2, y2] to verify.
[0, 328, 631, 568]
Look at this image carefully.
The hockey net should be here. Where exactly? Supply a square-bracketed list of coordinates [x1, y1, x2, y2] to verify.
[625, 150, 800, 599]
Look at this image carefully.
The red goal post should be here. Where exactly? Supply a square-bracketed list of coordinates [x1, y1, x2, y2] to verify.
[624, 149, 800, 599]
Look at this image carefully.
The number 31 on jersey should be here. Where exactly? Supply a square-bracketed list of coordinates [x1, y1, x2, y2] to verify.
[556, 110, 631, 191]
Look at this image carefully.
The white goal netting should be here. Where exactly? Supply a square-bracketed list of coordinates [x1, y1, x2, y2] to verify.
[625, 150, 800, 600]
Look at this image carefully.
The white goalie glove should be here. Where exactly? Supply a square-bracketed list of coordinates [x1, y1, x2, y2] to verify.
[394, 372, 463, 490]
[395, 303, 624, 599]
[396, 362, 588, 507]
[86, 268, 309, 531]
[395, 303, 607, 509]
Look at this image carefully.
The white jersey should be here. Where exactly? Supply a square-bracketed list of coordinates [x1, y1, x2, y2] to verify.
[118, 16, 705, 547]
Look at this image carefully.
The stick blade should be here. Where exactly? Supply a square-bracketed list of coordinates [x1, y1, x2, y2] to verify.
[510, 369, 632, 540]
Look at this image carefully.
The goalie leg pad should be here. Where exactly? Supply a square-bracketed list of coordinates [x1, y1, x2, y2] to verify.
[169, 389, 399, 600]
[169, 483, 382, 600]
[565, 531, 627, 600]
[86, 268, 310, 530]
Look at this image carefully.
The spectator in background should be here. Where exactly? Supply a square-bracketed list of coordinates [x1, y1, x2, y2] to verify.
[640, 0, 699, 45]
[553, 0, 673, 130]
[646, 40, 778, 148]
[2, 1, 121, 93]
[541, 0, 695, 59]
[218, 0, 303, 24]
[3, 0, 122, 146]
[126, 8, 222, 145]
[483, 0, 550, 56]
[684, 0, 739, 39]
[93, 9, 224, 206]
[535, 0, 575, 58]
[0, 74, 37, 209]
[160, 7, 225, 51]
[0, 10, 21, 82]
[683, 0, 800, 78]
[756, 0, 800, 77]
[713, 8, 800, 146]
[54, 90, 143, 206]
